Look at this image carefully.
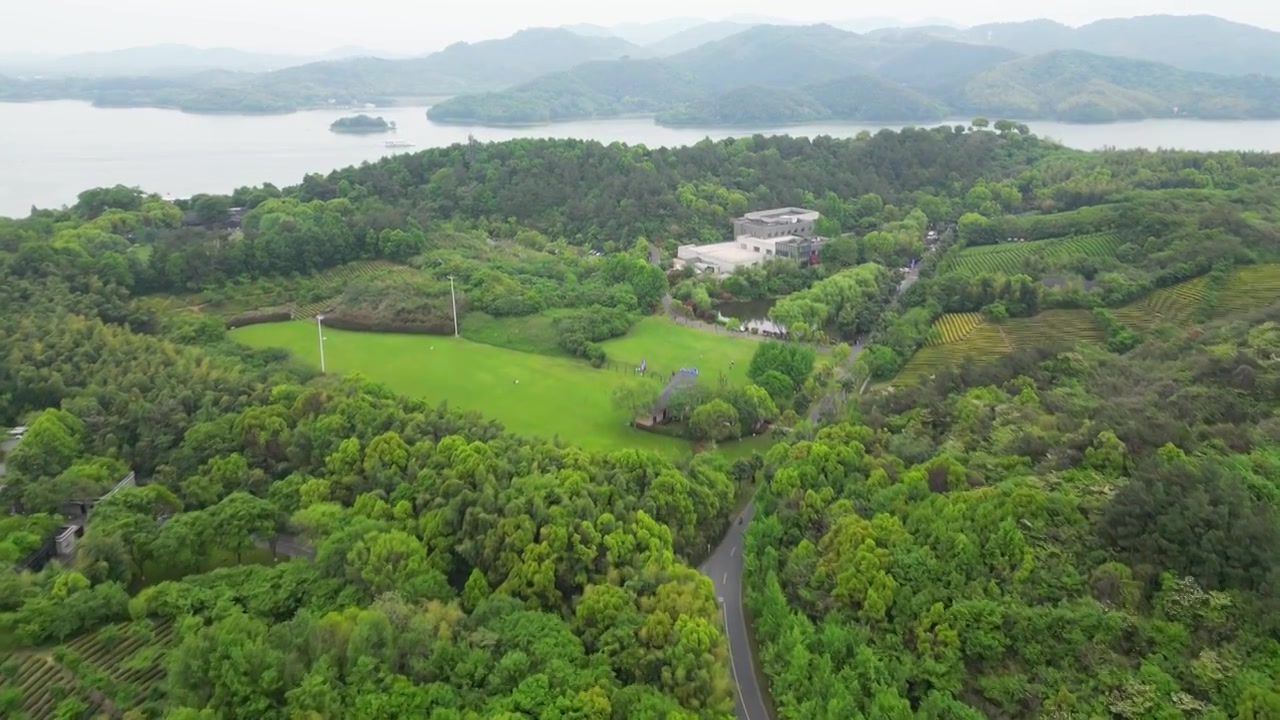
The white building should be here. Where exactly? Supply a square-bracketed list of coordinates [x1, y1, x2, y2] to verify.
[675, 207, 824, 275]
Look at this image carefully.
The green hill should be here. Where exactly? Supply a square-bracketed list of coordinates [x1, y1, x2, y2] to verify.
[965, 14, 1280, 77]
[958, 50, 1280, 122]
[657, 75, 947, 126]
[666, 24, 883, 90]
[644, 21, 756, 56]
[875, 40, 1022, 93]
[427, 59, 706, 124]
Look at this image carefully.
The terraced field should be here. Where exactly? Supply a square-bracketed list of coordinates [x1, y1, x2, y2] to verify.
[0, 620, 176, 718]
[63, 619, 176, 708]
[925, 312, 983, 346]
[1111, 276, 1208, 331]
[896, 322, 1012, 384]
[291, 261, 416, 318]
[947, 232, 1123, 275]
[896, 310, 1103, 385]
[1217, 264, 1280, 314]
[1002, 309, 1106, 348]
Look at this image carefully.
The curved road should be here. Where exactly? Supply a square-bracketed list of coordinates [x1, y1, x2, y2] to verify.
[700, 501, 771, 720]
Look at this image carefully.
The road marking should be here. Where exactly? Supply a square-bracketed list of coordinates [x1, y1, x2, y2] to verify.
[723, 572, 728, 584]
[731, 546, 736, 558]
[718, 597, 753, 720]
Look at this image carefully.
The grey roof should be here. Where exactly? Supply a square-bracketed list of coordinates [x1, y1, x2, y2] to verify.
[654, 370, 698, 413]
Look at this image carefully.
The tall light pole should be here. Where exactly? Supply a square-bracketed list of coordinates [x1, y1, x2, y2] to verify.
[447, 275, 459, 337]
[315, 314, 327, 373]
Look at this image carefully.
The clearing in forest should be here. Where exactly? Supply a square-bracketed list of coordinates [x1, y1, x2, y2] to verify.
[599, 317, 756, 387]
[946, 232, 1123, 275]
[231, 319, 757, 454]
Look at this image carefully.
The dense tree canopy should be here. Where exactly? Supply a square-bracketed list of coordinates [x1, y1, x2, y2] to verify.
[4, 125, 1280, 718]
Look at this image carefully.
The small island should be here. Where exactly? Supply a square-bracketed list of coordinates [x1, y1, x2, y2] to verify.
[329, 114, 396, 134]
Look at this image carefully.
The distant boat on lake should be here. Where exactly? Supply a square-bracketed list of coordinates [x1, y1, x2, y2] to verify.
[384, 140, 414, 148]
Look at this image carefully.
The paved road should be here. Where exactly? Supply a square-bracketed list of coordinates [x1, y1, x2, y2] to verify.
[700, 502, 771, 720]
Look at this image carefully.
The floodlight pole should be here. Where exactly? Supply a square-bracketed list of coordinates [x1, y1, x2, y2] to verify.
[315, 314, 327, 374]
[448, 275, 459, 336]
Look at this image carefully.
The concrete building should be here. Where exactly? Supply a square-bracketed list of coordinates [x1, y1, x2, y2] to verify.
[675, 207, 824, 275]
[733, 207, 819, 240]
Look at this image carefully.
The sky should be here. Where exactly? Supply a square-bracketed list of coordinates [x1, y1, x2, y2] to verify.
[4, 0, 1279, 56]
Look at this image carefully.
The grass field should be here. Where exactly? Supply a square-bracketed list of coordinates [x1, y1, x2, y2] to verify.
[600, 317, 757, 386]
[946, 232, 1123, 275]
[233, 319, 760, 454]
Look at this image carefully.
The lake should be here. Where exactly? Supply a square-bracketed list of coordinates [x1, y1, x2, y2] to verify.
[715, 299, 787, 336]
[6, 100, 1280, 217]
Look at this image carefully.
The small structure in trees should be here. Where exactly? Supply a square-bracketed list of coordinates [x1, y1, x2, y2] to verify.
[634, 370, 698, 429]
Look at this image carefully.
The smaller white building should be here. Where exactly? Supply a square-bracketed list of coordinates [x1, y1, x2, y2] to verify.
[676, 234, 818, 275]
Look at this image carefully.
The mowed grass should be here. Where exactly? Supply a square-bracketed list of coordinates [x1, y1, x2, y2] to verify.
[895, 309, 1102, 385]
[233, 321, 692, 454]
[600, 317, 758, 386]
[946, 232, 1123, 275]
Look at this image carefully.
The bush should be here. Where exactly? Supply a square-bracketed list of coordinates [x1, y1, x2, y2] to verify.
[748, 342, 817, 388]
[552, 306, 635, 363]
[225, 310, 292, 329]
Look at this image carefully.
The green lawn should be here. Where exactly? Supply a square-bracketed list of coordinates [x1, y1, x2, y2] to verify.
[600, 317, 758, 386]
[233, 321, 695, 453]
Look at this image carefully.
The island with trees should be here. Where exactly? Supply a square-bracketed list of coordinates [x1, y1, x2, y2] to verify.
[1, 123, 1280, 717]
[329, 114, 395, 134]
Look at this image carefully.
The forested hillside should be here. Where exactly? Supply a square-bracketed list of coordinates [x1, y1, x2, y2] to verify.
[427, 23, 1280, 126]
[746, 320, 1280, 718]
[962, 14, 1280, 77]
[3, 126, 1280, 717]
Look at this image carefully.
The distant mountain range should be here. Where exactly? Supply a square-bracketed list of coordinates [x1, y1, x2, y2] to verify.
[3, 14, 1280, 123]
[0, 44, 404, 78]
[0, 29, 641, 112]
[427, 22, 1280, 126]
[952, 14, 1280, 77]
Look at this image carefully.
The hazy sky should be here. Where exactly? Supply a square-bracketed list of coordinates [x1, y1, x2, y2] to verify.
[5, 0, 1278, 55]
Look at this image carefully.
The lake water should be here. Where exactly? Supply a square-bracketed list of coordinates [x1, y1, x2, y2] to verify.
[6, 100, 1280, 217]
[715, 299, 786, 336]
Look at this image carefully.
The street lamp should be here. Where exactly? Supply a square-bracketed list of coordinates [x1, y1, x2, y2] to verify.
[315, 314, 327, 373]
[447, 275, 459, 337]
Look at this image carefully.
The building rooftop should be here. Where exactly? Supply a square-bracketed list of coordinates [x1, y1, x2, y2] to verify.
[734, 234, 803, 247]
[687, 241, 761, 264]
[741, 207, 820, 224]
[654, 370, 699, 412]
